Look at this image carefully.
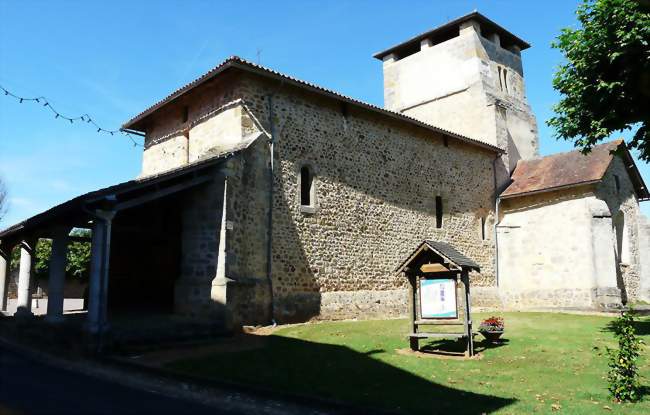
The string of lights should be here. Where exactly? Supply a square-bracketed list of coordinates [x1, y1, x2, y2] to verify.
[0, 84, 143, 147]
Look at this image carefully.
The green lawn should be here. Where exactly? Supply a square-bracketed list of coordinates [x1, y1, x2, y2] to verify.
[166, 312, 650, 414]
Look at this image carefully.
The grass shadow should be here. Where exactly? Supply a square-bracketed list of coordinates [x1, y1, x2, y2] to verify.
[601, 316, 650, 336]
[167, 333, 516, 414]
[419, 337, 510, 357]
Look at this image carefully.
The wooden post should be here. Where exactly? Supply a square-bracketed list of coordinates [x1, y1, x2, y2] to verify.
[462, 269, 474, 357]
[408, 272, 419, 351]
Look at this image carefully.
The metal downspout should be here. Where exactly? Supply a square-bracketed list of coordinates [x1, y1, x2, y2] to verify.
[492, 155, 502, 287]
[266, 94, 277, 325]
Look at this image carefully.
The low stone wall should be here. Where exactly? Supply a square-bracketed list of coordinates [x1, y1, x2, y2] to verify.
[318, 289, 408, 320]
[471, 286, 502, 309]
[499, 288, 594, 309]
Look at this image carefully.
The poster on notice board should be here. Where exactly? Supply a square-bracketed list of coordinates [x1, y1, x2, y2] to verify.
[420, 278, 457, 318]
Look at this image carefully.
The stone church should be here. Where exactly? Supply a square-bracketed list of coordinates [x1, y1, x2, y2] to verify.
[0, 12, 648, 332]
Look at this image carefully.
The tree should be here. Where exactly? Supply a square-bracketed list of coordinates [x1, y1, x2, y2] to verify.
[548, 0, 650, 159]
[10, 228, 92, 280]
[65, 228, 92, 279]
[607, 309, 644, 402]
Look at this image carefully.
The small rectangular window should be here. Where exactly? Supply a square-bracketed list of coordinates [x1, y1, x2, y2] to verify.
[435, 196, 443, 228]
[614, 175, 621, 194]
[300, 166, 313, 207]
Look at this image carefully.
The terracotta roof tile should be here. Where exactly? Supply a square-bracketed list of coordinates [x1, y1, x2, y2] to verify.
[501, 140, 640, 199]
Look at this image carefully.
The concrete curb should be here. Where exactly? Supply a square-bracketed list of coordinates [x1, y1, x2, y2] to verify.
[0, 333, 396, 415]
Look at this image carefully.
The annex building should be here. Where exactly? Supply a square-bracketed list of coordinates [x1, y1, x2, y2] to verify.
[0, 12, 648, 333]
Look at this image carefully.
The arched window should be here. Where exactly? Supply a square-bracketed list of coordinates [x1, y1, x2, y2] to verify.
[300, 165, 315, 209]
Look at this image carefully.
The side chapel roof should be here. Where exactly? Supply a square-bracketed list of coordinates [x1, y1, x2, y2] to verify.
[501, 140, 650, 201]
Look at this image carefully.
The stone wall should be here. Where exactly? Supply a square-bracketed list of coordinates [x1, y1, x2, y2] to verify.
[224, 135, 273, 326]
[140, 72, 243, 177]
[237, 73, 498, 322]
[384, 28, 497, 146]
[497, 155, 646, 310]
[595, 156, 645, 303]
[140, 73, 273, 325]
[498, 188, 613, 309]
[174, 177, 226, 320]
[382, 19, 538, 190]
[139, 68, 499, 324]
[131, 61, 648, 324]
[639, 214, 650, 302]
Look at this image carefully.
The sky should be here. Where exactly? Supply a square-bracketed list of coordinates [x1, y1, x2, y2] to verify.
[0, 0, 648, 228]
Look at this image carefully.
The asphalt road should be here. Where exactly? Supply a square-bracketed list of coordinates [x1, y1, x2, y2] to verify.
[0, 345, 240, 415]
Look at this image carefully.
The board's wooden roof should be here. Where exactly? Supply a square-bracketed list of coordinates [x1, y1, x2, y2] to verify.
[395, 240, 480, 275]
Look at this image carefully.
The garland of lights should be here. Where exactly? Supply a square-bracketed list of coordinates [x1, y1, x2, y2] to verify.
[0, 84, 143, 147]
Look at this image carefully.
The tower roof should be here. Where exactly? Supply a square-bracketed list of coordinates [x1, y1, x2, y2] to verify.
[373, 11, 531, 60]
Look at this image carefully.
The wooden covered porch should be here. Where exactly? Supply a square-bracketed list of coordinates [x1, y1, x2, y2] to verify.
[0, 155, 232, 349]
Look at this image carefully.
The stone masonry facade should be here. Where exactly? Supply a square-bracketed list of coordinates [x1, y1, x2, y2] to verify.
[595, 156, 645, 302]
[127, 13, 648, 324]
[498, 155, 647, 310]
[139, 69, 498, 323]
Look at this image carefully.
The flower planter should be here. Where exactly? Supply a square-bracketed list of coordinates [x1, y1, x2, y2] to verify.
[480, 330, 504, 343]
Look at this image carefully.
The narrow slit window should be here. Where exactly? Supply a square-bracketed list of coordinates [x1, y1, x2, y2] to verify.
[614, 175, 621, 194]
[300, 166, 314, 207]
[481, 217, 487, 240]
[503, 69, 508, 93]
[497, 67, 503, 91]
[435, 196, 443, 229]
[182, 106, 189, 123]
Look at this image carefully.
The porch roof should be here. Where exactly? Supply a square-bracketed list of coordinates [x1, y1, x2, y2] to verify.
[0, 152, 236, 248]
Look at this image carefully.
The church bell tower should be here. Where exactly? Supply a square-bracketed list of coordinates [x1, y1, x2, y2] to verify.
[374, 12, 539, 188]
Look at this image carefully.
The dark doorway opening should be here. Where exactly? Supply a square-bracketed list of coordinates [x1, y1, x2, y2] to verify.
[108, 198, 182, 315]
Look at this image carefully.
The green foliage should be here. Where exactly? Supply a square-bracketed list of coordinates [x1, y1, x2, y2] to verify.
[548, 0, 650, 159]
[607, 308, 644, 402]
[34, 239, 52, 279]
[66, 228, 91, 279]
[9, 228, 91, 280]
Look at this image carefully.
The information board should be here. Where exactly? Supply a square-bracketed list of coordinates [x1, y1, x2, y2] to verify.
[420, 278, 457, 318]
